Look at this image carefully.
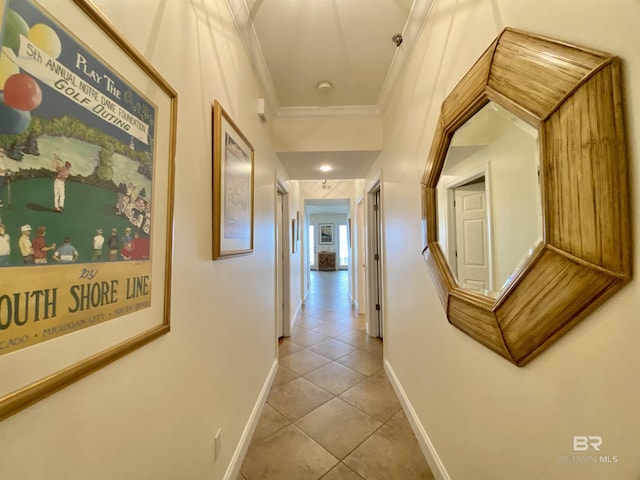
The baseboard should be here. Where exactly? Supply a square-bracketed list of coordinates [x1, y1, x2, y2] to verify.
[224, 358, 279, 480]
[384, 359, 451, 480]
[290, 300, 302, 332]
[303, 283, 310, 304]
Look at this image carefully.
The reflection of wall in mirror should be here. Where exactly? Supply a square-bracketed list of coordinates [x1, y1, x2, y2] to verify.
[488, 126, 540, 290]
[437, 111, 540, 295]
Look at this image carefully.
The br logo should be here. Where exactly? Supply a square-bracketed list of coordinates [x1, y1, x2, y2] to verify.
[573, 436, 603, 452]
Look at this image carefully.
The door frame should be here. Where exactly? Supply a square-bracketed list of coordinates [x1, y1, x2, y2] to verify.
[365, 177, 384, 338]
[355, 195, 366, 315]
[275, 176, 292, 338]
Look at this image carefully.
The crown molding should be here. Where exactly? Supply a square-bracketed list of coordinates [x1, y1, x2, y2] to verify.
[377, 0, 435, 114]
[225, 0, 280, 117]
[227, 0, 433, 120]
[277, 105, 381, 119]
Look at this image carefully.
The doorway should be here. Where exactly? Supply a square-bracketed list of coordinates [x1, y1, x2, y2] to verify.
[366, 183, 383, 338]
[304, 198, 351, 281]
[275, 184, 291, 339]
[356, 197, 366, 315]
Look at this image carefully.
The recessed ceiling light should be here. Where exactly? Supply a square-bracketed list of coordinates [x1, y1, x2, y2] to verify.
[319, 165, 332, 172]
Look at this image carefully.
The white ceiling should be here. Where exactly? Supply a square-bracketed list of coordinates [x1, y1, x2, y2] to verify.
[248, 0, 414, 108]
[229, 0, 432, 180]
[278, 150, 378, 180]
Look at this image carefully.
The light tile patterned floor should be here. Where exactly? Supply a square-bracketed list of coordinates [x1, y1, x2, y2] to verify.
[238, 270, 434, 480]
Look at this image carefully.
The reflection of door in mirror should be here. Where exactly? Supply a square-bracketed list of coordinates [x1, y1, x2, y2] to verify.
[436, 101, 541, 298]
[454, 180, 490, 294]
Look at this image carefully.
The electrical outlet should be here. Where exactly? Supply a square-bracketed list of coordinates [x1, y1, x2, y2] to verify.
[214, 429, 222, 461]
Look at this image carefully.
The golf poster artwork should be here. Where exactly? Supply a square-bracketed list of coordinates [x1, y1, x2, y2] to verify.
[0, 0, 157, 357]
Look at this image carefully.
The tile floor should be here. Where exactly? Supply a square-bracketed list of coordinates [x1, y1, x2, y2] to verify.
[238, 270, 434, 480]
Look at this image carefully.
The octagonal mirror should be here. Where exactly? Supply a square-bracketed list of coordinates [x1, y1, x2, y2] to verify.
[421, 28, 631, 366]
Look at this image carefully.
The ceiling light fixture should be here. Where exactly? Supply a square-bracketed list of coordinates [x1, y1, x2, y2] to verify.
[317, 81, 332, 91]
[319, 164, 332, 172]
[320, 179, 333, 190]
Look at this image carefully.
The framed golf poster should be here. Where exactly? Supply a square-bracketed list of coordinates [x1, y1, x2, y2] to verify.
[0, 0, 177, 420]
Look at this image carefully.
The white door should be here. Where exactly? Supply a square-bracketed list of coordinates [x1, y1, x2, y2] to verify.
[276, 191, 284, 338]
[373, 189, 383, 338]
[366, 186, 383, 338]
[454, 182, 490, 293]
[356, 200, 366, 315]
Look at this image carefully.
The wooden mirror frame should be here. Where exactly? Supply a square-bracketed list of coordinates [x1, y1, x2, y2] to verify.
[421, 28, 631, 366]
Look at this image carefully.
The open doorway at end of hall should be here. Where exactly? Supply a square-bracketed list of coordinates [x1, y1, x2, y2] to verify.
[308, 222, 350, 273]
[303, 201, 354, 315]
[306, 207, 351, 276]
[302, 193, 382, 340]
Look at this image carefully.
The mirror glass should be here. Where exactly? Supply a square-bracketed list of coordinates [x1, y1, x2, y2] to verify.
[436, 101, 542, 298]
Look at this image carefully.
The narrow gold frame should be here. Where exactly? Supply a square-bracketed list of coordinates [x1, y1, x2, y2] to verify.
[0, 0, 177, 420]
[212, 100, 255, 259]
[291, 218, 297, 253]
[422, 28, 631, 366]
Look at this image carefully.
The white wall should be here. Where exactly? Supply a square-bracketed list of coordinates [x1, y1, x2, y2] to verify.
[286, 181, 303, 323]
[0, 1, 284, 479]
[372, 0, 640, 479]
[299, 178, 357, 200]
[273, 115, 382, 152]
[488, 126, 540, 290]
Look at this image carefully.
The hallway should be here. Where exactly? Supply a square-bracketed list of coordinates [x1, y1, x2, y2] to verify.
[239, 270, 434, 479]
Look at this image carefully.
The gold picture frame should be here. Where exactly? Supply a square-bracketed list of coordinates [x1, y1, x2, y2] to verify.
[212, 100, 254, 259]
[291, 218, 297, 254]
[0, 0, 177, 420]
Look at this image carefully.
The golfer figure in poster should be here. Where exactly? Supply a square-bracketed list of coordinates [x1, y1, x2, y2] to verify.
[33, 225, 56, 264]
[53, 236, 79, 263]
[19, 224, 34, 264]
[52, 153, 71, 213]
[92, 228, 105, 261]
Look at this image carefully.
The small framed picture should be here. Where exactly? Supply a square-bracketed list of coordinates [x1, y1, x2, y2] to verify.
[291, 218, 297, 253]
[319, 223, 334, 245]
[212, 100, 254, 259]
